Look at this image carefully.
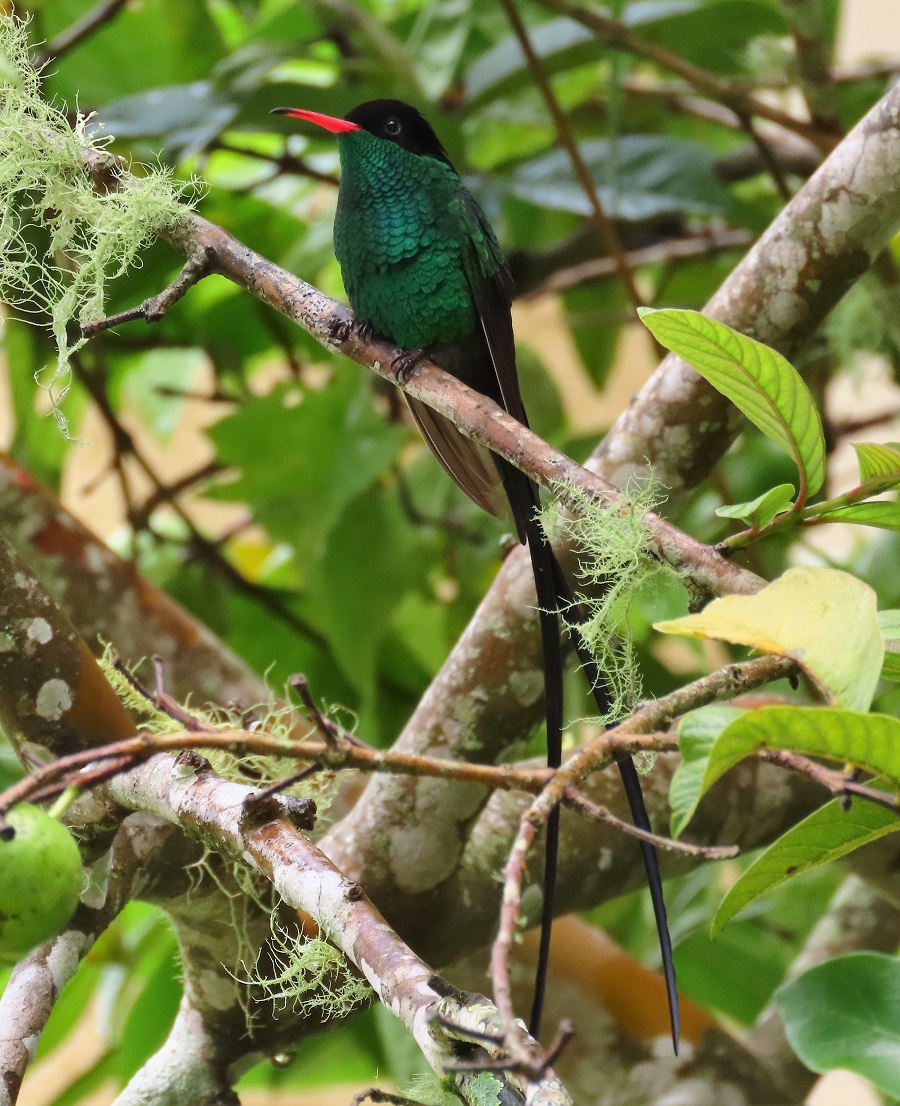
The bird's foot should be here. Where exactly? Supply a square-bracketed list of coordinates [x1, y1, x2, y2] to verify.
[329, 315, 354, 344]
[329, 316, 378, 345]
[355, 319, 377, 344]
[393, 347, 426, 384]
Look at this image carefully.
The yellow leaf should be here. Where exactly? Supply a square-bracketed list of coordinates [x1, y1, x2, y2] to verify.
[654, 567, 883, 712]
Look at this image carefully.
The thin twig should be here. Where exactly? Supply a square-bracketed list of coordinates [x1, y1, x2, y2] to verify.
[0, 728, 554, 817]
[33, 0, 129, 66]
[289, 673, 351, 751]
[735, 112, 794, 202]
[759, 749, 900, 813]
[781, 0, 843, 136]
[524, 227, 753, 299]
[81, 247, 215, 336]
[562, 788, 739, 859]
[211, 138, 339, 187]
[130, 459, 223, 530]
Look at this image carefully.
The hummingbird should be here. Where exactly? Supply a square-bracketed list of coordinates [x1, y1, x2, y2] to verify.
[272, 99, 678, 1048]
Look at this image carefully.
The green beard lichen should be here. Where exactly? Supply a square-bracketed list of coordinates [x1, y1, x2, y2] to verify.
[246, 917, 371, 1020]
[542, 478, 675, 724]
[0, 14, 199, 434]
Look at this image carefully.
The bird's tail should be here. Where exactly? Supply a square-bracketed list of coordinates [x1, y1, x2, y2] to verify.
[498, 458, 679, 1051]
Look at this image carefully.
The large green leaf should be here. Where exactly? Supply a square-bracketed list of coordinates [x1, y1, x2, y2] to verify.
[507, 136, 729, 221]
[94, 82, 238, 156]
[309, 485, 422, 725]
[702, 707, 900, 795]
[712, 796, 900, 936]
[777, 953, 900, 1097]
[670, 705, 744, 837]
[639, 310, 826, 499]
[655, 567, 884, 712]
[45, 0, 226, 104]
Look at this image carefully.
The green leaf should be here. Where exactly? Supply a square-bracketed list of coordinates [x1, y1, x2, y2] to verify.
[712, 796, 900, 936]
[310, 486, 421, 728]
[852, 441, 900, 494]
[702, 707, 900, 796]
[207, 373, 408, 572]
[639, 309, 825, 499]
[817, 501, 900, 531]
[715, 483, 795, 528]
[120, 348, 206, 443]
[45, 0, 226, 104]
[633, 0, 786, 73]
[655, 567, 883, 712]
[508, 136, 729, 221]
[408, 0, 472, 100]
[777, 953, 900, 1097]
[880, 610, 900, 680]
[94, 82, 238, 157]
[670, 706, 744, 837]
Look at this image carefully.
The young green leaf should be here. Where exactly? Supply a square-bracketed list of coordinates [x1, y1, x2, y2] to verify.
[712, 796, 900, 936]
[702, 706, 900, 796]
[817, 501, 900, 531]
[880, 610, 900, 680]
[777, 953, 900, 1097]
[638, 309, 825, 500]
[852, 441, 900, 494]
[670, 705, 744, 838]
[655, 567, 883, 712]
[715, 483, 795, 529]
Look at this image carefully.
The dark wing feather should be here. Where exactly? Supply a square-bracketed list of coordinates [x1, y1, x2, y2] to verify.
[456, 190, 529, 428]
[404, 395, 509, 520]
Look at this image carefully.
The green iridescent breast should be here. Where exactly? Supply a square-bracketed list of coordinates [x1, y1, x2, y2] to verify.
[334, 131, 479, 349]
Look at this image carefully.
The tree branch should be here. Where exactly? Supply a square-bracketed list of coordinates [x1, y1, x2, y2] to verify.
[32, 0, 129, 67]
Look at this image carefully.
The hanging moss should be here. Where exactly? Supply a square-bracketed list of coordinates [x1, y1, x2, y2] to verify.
[0, 15, 199, 433]
[543, 479, 675, 724]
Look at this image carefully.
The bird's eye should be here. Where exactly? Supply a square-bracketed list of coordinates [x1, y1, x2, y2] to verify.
[383, 117, 402, 137]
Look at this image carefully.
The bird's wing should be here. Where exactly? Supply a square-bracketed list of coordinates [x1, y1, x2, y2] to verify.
[456, 190, 529, 428]
[404, 394, 509, 520]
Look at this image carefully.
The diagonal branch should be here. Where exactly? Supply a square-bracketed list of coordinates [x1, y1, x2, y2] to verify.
[32, 0, 129, 67]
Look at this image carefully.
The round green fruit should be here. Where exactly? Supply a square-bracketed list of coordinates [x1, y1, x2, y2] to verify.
[0, 803, 83, 962]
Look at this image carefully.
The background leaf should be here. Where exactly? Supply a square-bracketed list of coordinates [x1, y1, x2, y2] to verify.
[880, 610, 900, 680]
[777, 953, 900, 1097]
[712, 796, 900, 935]
[852, 441, 900, 493]
[508, 136, 729, 221]
[670, 705, 744, 837]
[817, 501, 900, 531]
[639, 310, 826, 499]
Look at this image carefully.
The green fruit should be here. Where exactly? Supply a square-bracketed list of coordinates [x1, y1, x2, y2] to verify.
[0, 803, 83, 962]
